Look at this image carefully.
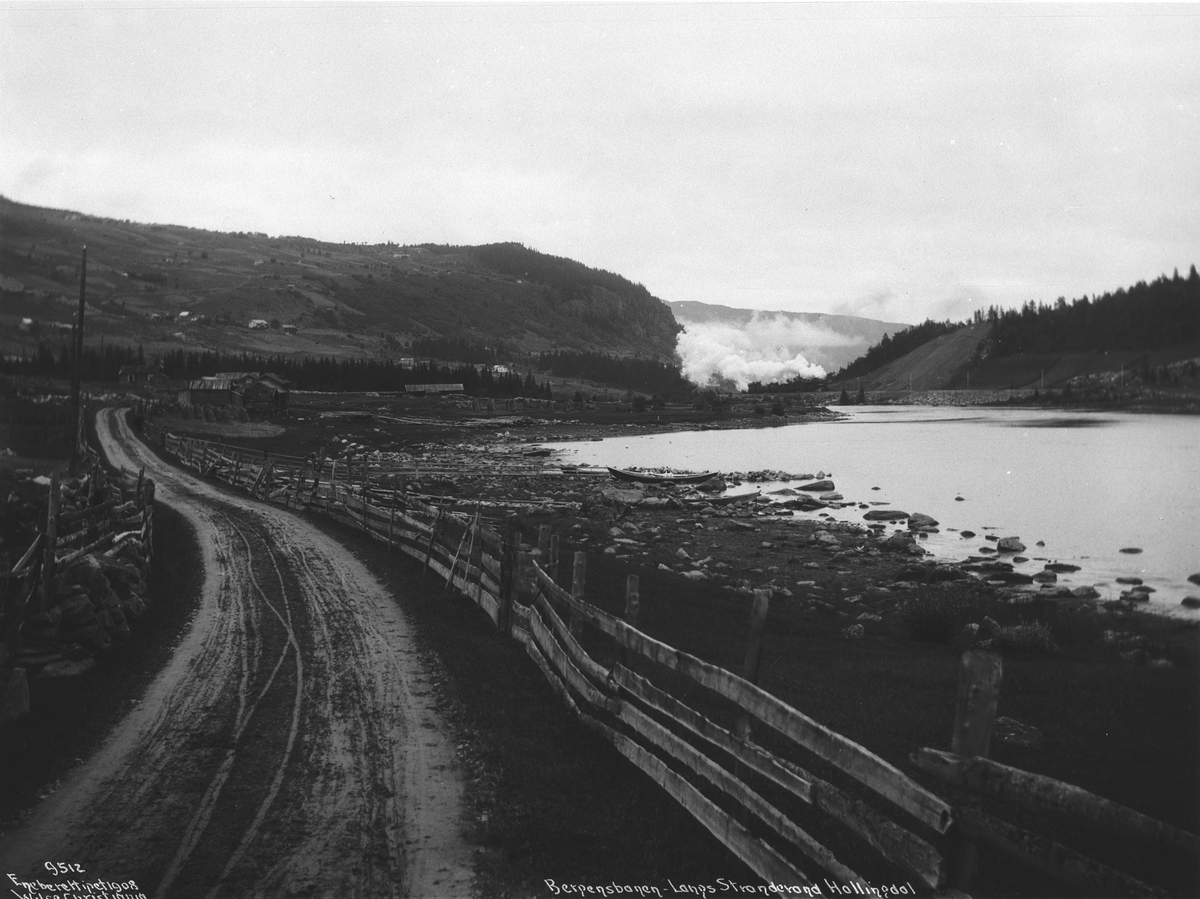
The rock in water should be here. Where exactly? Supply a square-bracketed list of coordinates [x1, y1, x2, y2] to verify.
[1119, 547, 1143, 554]
[1046, 562, 1081, 573]
[997, 536, 1026, 553]
[864, 509, 909, 521]
[908, 512, 939, 531]
[799, 479, 835, 492]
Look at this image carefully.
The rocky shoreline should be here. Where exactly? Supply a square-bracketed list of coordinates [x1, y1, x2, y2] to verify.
[346, 431, 1196, 670]
[151, 397, 1200, 666]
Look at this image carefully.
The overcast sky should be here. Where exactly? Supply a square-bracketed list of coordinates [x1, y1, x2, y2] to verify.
[2, 2, 1197, 325]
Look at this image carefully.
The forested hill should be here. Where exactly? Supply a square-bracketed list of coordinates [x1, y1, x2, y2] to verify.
[984, 267, 1198, 355]
[829, 267, 1199, 392]
[0, 196, 680, 364]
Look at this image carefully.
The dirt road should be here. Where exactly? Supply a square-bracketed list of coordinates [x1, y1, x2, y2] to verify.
[0, 409, 474, 898]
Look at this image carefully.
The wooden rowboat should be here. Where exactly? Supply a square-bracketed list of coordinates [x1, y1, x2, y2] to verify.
[607, 467, 719, 485]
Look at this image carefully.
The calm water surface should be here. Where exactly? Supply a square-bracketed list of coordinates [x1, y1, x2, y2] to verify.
[548, 407, 1200, 614]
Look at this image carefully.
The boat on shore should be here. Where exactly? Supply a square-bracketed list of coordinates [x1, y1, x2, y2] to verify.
[607, 466, 719, 485]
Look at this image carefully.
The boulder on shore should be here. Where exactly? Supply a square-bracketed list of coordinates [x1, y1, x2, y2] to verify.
[997, 536, 1026, 553]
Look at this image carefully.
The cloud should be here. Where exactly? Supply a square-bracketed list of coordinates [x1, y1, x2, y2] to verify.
[675, 313, 837, 390]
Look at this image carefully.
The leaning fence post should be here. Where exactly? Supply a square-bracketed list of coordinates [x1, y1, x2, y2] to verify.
[537, 525, 551, 564]
[569, 551, 586, 639]
[946, 650, 1003, 892]
[40, 470, 60, 614]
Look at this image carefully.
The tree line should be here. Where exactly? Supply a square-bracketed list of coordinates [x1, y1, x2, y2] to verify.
[535, 350, 693, 398]
[982, 266, 1198, 356]
[2, 343, 556, 398]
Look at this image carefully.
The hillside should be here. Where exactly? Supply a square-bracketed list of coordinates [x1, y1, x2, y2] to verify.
[668, 300, 908, 375]
[0, 196, 680, 364]
[837, 321, 992, 391]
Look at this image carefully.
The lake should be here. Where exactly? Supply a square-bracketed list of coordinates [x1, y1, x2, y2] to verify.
[548, 407, 1200, 615]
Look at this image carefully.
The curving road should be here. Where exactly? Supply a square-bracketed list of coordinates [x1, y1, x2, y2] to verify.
[0, 409, 474, 898]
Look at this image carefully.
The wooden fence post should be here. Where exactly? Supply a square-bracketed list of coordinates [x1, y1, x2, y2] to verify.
[569, 551, 586, 639]
[537, 525, 551, 564]
[622, 575, 640, 667]
[302, 458, 316, 508]
[388, 488, 396, 549]
[946, 650, 1003, 892]
[549, 534, 560, 583]
[498, 522, 519, 635]
[424, 507, 444, 573]
[361, 471, 369, 533]
[735, 589, 772, 742]
[40, 470, 60, 614]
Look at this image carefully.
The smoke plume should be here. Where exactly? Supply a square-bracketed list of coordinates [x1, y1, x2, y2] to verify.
[676, 313, 852, 390]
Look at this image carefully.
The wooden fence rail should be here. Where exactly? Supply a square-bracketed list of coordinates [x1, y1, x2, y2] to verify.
[144, 423, 1199, 897]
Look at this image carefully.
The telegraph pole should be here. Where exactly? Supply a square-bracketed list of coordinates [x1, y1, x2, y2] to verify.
[69, 246, 87, 475]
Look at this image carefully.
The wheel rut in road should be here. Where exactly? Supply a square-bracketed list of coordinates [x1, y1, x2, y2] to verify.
[0, 409, 474, 898]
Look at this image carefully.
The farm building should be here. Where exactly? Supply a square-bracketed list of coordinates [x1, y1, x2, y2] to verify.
[248, 319, 269, 330]
[240, 373, 290, 412]
[118, 364, 165, 385]
[211, 371, 291, 412]
[178, 378, 244, 408]
[281, 323, 297, 334]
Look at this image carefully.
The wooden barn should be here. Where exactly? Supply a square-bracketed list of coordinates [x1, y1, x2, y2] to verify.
[178, 377, 244, 408]
[212, 371, 291, 412]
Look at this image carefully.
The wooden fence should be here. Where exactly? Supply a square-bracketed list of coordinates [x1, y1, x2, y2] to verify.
[1, 458, 156, 659]
[143, 423, 1198, 897]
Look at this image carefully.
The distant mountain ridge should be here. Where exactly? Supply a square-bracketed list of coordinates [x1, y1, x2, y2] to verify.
[0, 196, 680, 363]
[669, 300, 909, 375]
